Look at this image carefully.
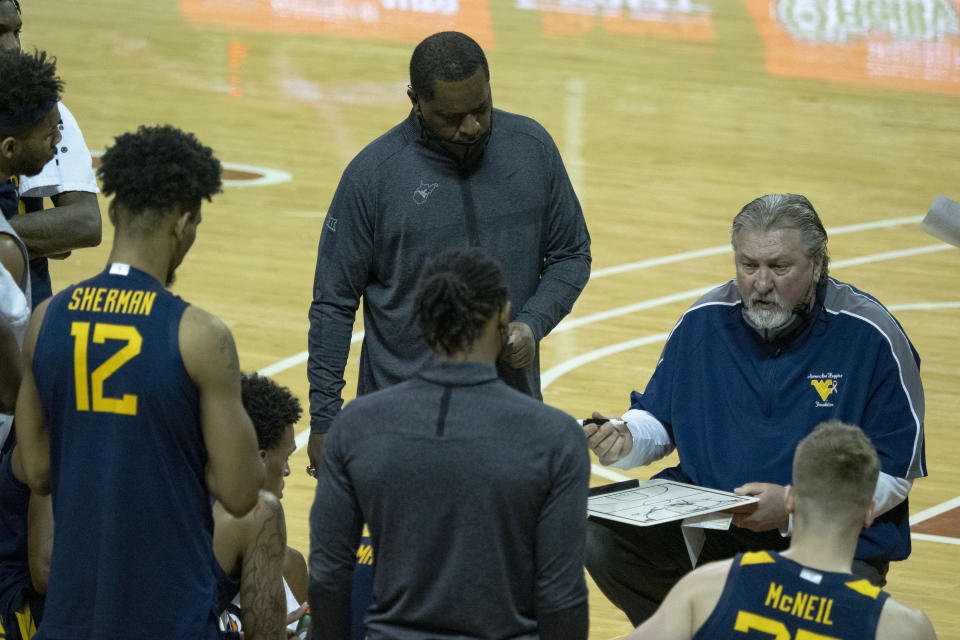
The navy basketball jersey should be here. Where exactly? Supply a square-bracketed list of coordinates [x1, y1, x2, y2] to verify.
[695, 551, 889, 640]
[31, 263, 220, 640]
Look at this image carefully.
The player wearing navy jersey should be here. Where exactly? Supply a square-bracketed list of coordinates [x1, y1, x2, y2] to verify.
[14, 125, 263, 640]
[628, 421, 935, 640]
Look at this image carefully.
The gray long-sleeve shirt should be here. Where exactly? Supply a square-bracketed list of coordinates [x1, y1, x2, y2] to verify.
[308, 361, 590, 639]
[308, 110, 591, 434]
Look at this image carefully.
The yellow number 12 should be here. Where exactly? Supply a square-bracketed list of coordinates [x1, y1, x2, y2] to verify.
[71, 322, 142, 415]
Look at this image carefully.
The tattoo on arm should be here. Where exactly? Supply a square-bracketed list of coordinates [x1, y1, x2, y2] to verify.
[239, 498, 287, 640]
[218, 328, 241, 380]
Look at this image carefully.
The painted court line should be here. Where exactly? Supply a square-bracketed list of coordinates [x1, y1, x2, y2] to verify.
[910, 496, 960, 525]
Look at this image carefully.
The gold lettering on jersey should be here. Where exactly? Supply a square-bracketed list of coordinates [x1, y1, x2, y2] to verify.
[68, 288, 83, 310]
[92, 287, 106, 312]
[79, 287, 96, 311]
[764, 582, 834, 625]
[116, 289, 133, 314]
[104, 288, 119, 313]
[67, 287, 156, 316]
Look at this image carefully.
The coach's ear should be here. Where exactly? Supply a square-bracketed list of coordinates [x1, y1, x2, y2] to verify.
[783, 485, 796, 517]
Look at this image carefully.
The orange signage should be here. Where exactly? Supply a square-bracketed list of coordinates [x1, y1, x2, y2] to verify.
[744, 0, 960, 96]
[515, 0, 715, 41]
[180, 0, 495, 48]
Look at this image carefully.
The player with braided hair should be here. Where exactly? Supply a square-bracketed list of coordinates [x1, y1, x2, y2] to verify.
[309, 247, 589, 640]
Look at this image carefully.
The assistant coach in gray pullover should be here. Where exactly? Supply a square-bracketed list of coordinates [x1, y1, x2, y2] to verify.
[307, 31, 591, 470]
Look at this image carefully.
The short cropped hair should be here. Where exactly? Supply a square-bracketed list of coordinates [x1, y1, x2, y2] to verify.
[241, 372, 303, 451]
[793, 420, 880, 517]
[415, 248, 507, 357]
[0, 49, 62, 136]
[731, 194, 830, 283]
[97, 124, 222, 218]
[409, 31, 489, 101]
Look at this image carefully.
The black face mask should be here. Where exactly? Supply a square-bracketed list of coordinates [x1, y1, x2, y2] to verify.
[417, 111, 493, 175]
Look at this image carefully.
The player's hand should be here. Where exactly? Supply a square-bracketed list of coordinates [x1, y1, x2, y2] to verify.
[731, 482, 788, 532]
[583, 411, 633, 465]
[307, 433, 326, 480]
[500, 321, 535, 368]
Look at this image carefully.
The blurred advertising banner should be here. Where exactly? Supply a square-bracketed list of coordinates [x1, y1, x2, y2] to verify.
[744, 0, 960, 95]
[514, 0, 716, 41]
[180, 0, 494, 47]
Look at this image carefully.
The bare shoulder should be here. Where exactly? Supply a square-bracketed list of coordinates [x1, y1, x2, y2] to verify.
[179, 305, 239, 381]
[0, 233, 24, 286]
[683, 558, 735, 630]
[239, 491, 285, 537]
[877, 597, 936, 640]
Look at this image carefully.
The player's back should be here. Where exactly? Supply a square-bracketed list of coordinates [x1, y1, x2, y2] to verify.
[694, 551, 888, 640]
[31, 263, 219, 640]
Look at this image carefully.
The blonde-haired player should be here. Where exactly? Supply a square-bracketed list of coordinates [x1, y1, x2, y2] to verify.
[629, 420, 935, 640]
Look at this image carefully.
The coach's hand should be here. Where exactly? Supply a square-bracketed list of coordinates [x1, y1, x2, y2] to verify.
[731, 482, 789, 532]
[307, 433, 326, 479]
[501, 321, 535, 368]
[582, 411, 633, 465]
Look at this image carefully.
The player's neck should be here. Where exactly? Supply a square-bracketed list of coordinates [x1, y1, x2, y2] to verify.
[782, 523, 859, 575]
[107, 237, 173, 287]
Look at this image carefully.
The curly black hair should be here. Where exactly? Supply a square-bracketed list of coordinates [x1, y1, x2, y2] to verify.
[414, 248, 507, 356]
[409, 31, 489, 101]
[241, 372, 303, 451]
[97, 124, 222, 217]
[0, 49, 62, 136]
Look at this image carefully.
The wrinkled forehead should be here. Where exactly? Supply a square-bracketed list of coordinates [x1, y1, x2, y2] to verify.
[734, 227, 806, 259]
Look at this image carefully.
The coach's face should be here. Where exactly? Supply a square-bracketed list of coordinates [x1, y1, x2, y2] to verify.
[409, 68, 492, 154]
[735, 226, 822, 329]
[1, 103, 61, 177]
[0, 1, 22, 53]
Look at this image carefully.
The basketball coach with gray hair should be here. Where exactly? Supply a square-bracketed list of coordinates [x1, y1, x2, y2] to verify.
[582, 193, 926, 626]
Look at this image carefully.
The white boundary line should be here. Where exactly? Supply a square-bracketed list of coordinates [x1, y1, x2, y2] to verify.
[911, 533, 960, 546]
[910, 496, 960, 525]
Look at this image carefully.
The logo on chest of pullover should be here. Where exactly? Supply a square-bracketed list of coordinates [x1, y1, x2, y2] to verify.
[807, 372, 842, 407]
[413, 180, 439, 204]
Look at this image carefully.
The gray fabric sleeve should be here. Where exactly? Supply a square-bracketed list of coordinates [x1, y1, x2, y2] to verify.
[513, 140, 591, 341]
[308, 423, 364, 637]
[536, 420, 590, 615]
[308, 172, 372, 434]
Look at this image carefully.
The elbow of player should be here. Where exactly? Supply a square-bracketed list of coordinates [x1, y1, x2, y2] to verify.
[23, 467, 51, 497]
[220, 483, 260, 518]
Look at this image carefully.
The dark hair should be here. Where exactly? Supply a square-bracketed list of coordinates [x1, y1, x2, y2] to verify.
[97, 124, 222, 217]
[409, 31, 489, 101]
[0, 49, 62, 136]
[732, 194, 830, 283]
[415, 248, 507, 356]
[241, 372, 303, 451]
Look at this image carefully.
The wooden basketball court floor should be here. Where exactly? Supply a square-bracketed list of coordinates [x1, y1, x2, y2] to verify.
[23, 0, 960, 637]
